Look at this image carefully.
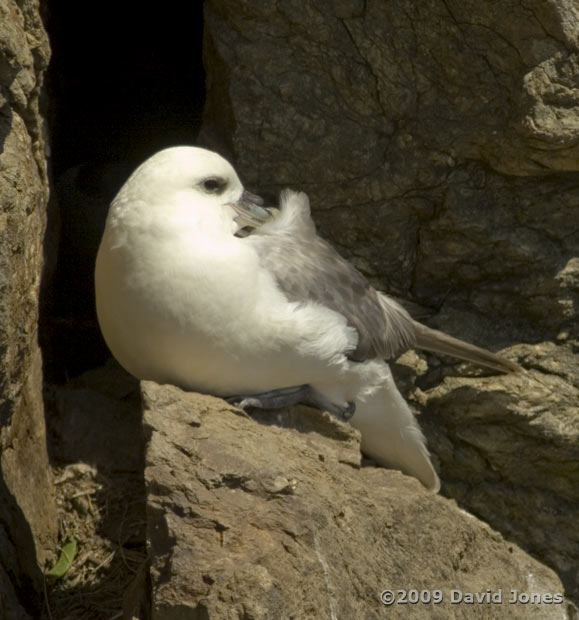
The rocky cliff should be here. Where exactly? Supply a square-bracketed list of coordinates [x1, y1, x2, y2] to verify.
[1, 0, 578, 618]
[0, 1, 55, 618]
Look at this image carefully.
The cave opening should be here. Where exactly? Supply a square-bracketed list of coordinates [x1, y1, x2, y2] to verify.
[41, 2, 207, 382]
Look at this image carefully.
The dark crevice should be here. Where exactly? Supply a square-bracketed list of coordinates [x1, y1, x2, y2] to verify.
[40, 2, 207, 383]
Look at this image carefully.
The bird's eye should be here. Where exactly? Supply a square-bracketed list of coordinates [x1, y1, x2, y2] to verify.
[202, 178, 223, 193]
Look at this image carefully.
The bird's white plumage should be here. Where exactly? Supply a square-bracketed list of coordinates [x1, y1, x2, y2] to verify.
[95, 146, 439, 492]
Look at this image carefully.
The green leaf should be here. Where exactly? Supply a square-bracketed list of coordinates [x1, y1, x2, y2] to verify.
[46, 539, 77, 579]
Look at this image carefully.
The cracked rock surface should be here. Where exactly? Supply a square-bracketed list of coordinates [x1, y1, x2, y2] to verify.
[142, 381, 575, 619]
[0, 0, 55, 617]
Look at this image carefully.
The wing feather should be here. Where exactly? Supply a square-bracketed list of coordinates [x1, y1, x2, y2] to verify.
[244, 189, 520, 374]
[245, 190, 416, 361]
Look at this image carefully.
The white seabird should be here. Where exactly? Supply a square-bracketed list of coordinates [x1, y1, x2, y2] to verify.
[95, 146, 520, 492]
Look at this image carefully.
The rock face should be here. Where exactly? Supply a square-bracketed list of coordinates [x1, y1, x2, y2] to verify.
[419, 344, 579, 603]
[201, 0, 579, 341]
[143, 381, 575, 619]
[0, 0, 55, 617]
[201, 0, 579, 602]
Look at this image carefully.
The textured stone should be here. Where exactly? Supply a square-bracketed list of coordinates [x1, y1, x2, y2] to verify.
[420, 343, 579, 602]
[202, 0, 579, 180]
[143, 381, 575, 620]
[201, 0, 579, 604]
[201, 1, 579, 340]
[0, 0, 55, 615]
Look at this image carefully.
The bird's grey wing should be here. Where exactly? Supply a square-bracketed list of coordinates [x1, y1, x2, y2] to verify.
[246, 190, 519, 373]
[246, 230, 416, 362]
[251, 230, 520, 371]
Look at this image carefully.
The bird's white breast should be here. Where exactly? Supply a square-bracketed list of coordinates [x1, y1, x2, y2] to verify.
[95, 210, 358, 396]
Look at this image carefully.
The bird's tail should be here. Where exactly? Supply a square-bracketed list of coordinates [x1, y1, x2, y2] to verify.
[412, 320, 522, 374]
[350, 366, 440, 492]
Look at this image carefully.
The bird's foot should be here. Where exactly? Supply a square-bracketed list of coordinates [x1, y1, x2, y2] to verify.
[226, 384, 356, 422]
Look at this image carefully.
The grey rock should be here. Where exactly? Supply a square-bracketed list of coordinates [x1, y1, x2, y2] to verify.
[0, 0, 55, 614]
[421, 343, 579, 602]
[143, 381, 575, 619]
[201, 0, 579, 605]
[202, 0, 579, 180]
[201, 0, 579, 343]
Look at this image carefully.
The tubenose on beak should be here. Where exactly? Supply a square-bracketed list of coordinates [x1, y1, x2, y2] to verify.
[231, 189, 273, 229]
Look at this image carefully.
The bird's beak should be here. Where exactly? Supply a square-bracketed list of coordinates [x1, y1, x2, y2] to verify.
[230, 190, 271, 228]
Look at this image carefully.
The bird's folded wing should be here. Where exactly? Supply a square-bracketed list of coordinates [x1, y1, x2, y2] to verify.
[247, 190, 520, 372]
[246, 192, 416, 361]
[248, 230, 416, 361]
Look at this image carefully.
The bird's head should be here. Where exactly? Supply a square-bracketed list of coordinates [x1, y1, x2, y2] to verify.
[114, 146, 270, 232]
